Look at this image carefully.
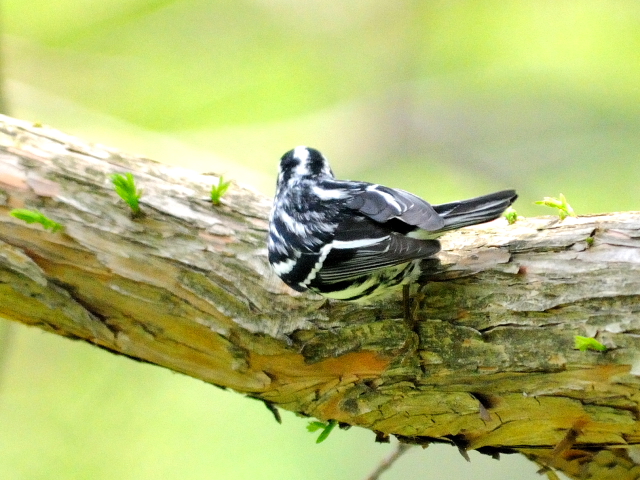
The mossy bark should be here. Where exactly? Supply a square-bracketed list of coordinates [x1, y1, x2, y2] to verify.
[0, 115, 639, 479]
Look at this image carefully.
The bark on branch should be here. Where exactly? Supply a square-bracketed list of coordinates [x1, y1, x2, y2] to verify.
[1, 115, 639, 479]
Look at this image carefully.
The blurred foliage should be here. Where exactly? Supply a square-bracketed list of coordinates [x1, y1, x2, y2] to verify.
[2, 1, 639, 479]
[4, 1, 640, 213]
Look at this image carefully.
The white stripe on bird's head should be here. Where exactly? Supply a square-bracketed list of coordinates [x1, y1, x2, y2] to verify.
[291, 146, 334, 178]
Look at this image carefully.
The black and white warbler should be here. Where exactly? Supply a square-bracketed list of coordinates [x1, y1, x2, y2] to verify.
[268, 146, 517, 302]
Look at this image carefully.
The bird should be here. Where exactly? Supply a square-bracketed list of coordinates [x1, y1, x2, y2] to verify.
[268, 146, 517, 302]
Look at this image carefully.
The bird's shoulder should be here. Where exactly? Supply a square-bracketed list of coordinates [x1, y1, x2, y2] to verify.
[303, 177, 368, 202]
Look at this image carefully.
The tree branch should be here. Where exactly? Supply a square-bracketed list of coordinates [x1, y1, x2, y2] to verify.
[1, 114, 639, 478]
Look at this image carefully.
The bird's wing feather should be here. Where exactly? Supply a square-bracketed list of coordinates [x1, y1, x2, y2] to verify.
[317, 235, 440, 283]
[313, 216, 440, 284]
[346, 185, 445, 231]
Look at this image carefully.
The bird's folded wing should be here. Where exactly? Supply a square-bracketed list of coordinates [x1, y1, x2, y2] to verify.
[314, 217, 441, 283]
[346, 185, 445, 231]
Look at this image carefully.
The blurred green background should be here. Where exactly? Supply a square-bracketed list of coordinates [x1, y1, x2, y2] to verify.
[1, 1, 639, 479]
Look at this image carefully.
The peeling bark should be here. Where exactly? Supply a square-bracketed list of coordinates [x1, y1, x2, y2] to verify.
[0, 115, 639, 479]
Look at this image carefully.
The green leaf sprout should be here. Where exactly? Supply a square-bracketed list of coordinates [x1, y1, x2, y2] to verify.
[307, 420, 337, 443]
[574, 335, 607, 352]
[210, 175, 231, 205]
[111, 173, 142, 215]
[535, 193, 576, 220]
[503, 207, 521, 225]
[10, 209, 63, 232]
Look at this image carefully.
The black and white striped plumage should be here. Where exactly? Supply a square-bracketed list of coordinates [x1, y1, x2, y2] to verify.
[268, 146, 517, 302]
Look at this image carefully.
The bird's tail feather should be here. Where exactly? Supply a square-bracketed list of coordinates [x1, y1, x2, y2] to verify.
[433, 189, 517, 231]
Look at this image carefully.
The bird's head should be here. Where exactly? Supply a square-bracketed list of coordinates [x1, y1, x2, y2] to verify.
[277, 146, 334, 187]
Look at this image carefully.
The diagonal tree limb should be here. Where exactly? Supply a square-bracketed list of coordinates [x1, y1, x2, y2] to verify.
[0, 115, 639, 478]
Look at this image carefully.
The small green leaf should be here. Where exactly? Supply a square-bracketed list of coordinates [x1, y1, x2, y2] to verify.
[503, 207, 520, 225]
[574, 335, 607, 352]
[210, 175, 231, 205]
[10, 209, 63, 232]
[307, 420, 337, 443]
[111, 173, 142, 215]
[306, 421, 326, 433]
[535, 193, 576, 220]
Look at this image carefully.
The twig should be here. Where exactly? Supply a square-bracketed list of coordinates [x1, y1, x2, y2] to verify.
[365, 443, 413, 480]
